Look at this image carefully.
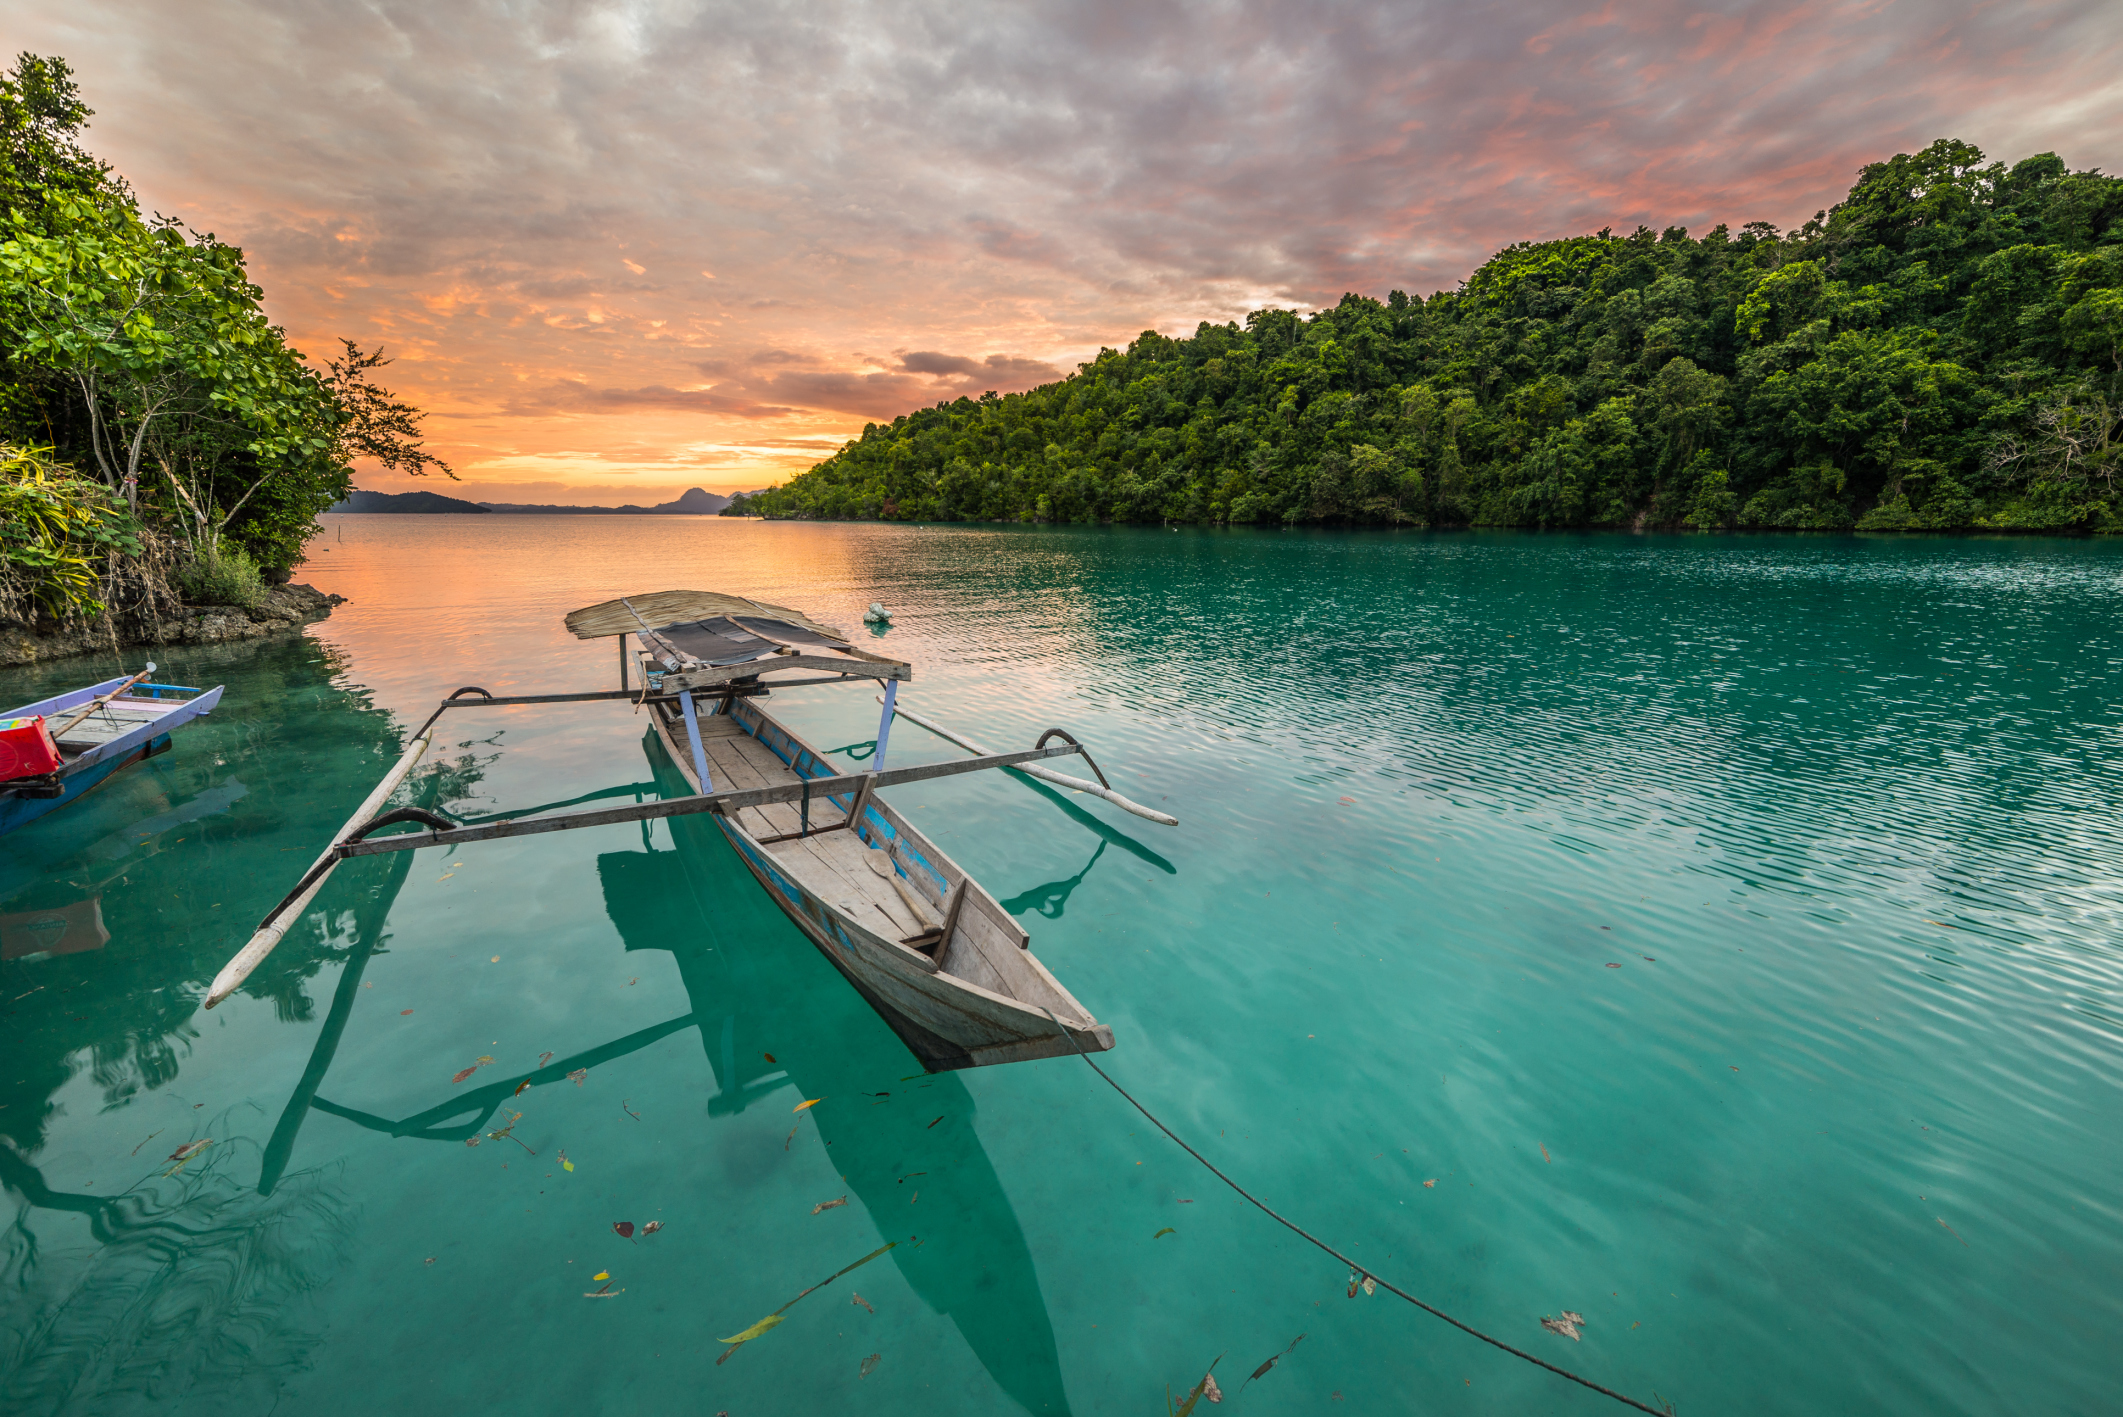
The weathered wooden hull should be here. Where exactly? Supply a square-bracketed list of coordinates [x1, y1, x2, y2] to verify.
[650, 693, 1113, 1071]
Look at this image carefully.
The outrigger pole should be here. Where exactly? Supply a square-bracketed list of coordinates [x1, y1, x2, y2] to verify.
[202, 680, 1093, 1008]
[880, 698, 1178, 827]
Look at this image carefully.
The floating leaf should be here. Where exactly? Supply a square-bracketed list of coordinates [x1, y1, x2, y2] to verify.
[1423, 1179, 1436, 1188]
[477, 1055, 494, 1064]
[859, 1353, 881, 1378]
[1347, 1273, 1361, 1299]
[1362, 1276, 1377, 1297]
[926, 1116, 941, 1129]
[538, 1051, 554, 1067]
[614, 1221, 635, 1240]
[852, 1293, 874, 1313]
[813, 1195, 848, 1214]
[514, 1079, 531, 1096]
[1172, 1356, 1224, 1417]
[1154, 1227, 1176, 1239]
[491, 956, 500, 963]
[763, 1052, 776, 1064]
[593, 1271, 609, 1281]
[166, 1139, 211, 1163]
[1540, 1143, 1551, 1163]
[559, 1149, 573, 1172]
[642, 1220, 663, 1236]
[793, 1098, 822, 1112]
[719, 1313, 784, 1346]
[716, 1243, 898, 1366]
[1202, 1373, 1223, 1404]
[568, 1068, 588, 1086]
[451, 1067, 478, 1084]
[1240, 1335, 1304, 1394]
[465, 1136, 481, 1147]
[401, 1009, 413, 1015]
[1540, 1313, 1583, 1341]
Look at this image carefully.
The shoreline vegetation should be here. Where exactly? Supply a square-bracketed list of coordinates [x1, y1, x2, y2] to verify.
[746, 139, 2122, 533]
[0, 54, 447, 657]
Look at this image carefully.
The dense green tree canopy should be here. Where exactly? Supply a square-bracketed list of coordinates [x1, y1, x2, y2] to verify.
[0, 52, 446, 604]
[756, 139, 2123, 533]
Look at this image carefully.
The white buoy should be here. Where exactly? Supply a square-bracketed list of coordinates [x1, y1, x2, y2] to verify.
[863, 602, 891, 624]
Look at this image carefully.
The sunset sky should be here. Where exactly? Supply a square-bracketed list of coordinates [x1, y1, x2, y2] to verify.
[19, 0, 2123, 505]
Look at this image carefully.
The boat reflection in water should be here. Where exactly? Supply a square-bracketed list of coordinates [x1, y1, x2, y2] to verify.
[609, 732, 1074, 1417]
[273, 733, 1073, 1415]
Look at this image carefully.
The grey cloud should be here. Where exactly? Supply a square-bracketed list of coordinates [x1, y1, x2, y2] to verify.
[26, 0, 2123, 476]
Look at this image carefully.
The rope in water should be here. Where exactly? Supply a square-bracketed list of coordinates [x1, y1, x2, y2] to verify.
[1040, 1011, 1674, 1415]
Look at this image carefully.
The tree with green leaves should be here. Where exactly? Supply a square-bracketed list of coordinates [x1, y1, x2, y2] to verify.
[0, 50, 449, 605]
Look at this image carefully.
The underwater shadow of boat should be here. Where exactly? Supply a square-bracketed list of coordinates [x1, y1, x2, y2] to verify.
[609, 730, 1074, 1417]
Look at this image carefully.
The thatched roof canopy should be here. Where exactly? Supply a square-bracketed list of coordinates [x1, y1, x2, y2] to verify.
[564, 590, 845, 642]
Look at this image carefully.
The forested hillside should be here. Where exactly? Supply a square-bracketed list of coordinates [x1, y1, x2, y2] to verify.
[755, 140, 2123, 532]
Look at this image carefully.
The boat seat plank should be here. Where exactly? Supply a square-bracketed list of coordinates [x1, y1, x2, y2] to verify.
[779, 832, 929, 939]
[52, 699, 170, 749]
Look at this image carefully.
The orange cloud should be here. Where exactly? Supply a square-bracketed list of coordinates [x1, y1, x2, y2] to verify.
[18, 0, 2120, 504]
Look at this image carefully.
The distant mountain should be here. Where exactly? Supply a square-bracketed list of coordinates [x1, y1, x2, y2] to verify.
[332, 486, 735, 515]
[478, 487, 732, 515]
[329, 489, 492, 513]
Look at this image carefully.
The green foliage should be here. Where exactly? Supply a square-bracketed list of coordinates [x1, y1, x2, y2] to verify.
[175, 540, 266, 609]
[0, 52, 449, 589]
[756, 137, 2123, 533]
[0, 441, 141, 621]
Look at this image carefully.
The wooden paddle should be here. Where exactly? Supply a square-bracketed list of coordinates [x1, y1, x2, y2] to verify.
[864, 848, 942, 933]
[48, 663, 157, 740]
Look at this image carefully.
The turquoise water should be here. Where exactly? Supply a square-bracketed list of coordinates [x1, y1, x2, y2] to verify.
[4, 517, 2121, 1415]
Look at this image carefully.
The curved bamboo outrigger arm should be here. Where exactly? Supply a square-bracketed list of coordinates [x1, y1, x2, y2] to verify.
[878, 699, 1179, 827]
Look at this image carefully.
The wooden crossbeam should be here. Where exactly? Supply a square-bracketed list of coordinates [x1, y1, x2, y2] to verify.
[335, 743, 1085, 858]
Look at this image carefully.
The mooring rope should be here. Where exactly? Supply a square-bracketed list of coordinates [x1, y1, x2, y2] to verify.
[1039, 1011, 1674, 1415]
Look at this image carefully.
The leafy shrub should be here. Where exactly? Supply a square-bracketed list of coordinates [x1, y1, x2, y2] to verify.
[177, 542, 267, 609]
[0, 443, 142, 622]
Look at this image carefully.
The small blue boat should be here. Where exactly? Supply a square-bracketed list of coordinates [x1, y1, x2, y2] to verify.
[0, 672, 224, 837]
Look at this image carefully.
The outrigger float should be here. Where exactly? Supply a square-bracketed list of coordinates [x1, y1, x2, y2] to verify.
[206, 591, 1176, 1070]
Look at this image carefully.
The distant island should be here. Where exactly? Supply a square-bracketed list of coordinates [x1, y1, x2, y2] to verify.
[329, 486, 763, 515]
[753, 138, 2123, 535]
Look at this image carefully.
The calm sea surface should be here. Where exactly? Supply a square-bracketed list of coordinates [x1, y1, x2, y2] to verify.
[3, 516, 2121, 1416]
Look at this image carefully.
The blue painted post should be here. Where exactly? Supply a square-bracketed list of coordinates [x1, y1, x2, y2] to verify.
[874, 679, 898, 772]
[679, 688, 714, 793]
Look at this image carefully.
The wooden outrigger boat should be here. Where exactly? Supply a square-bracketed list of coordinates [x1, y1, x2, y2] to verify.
[208, 591, 1175, 1070]
[1, 668, 224, 838]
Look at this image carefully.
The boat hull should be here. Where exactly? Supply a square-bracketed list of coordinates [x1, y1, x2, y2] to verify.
[649, 695, 1113, 1070]
[0, 734, 169, 836]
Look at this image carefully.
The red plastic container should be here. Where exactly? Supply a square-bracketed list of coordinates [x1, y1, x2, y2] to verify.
[0, 715, 64, 781]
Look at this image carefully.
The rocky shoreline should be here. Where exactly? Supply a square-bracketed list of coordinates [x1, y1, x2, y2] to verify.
[0, 583, 345, 668]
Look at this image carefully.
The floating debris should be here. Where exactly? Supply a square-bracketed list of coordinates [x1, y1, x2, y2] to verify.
[1240, 1335, 1304, 1394]
[813, 1196, 848, 1215]
[716, 1243, 898, 1366]
[1540, 1310, 1586, 1341]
